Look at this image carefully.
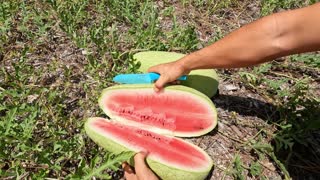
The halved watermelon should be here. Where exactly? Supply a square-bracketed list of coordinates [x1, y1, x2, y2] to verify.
[98, 84, 217, 137]
[85, 84, 217, 180]
[85, 117, 213, 180]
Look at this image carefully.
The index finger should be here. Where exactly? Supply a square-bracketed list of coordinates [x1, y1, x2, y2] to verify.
[147, 65, 160, 73]
[154, 75, 169, 92]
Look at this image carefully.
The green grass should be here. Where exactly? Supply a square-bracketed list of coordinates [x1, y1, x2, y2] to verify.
[1, 0, 319, 179]
[261, 0, 319, 16]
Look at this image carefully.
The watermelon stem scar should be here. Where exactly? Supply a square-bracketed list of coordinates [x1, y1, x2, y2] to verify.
[85, 84, 218, 180]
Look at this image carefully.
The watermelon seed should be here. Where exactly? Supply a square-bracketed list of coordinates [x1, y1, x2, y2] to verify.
[114, 107, 175, 130]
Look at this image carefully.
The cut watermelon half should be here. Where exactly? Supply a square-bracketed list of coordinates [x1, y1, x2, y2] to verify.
[85, 117, 213, 180]
[98, 84, 217, 137]
[85, 84, 217, 180]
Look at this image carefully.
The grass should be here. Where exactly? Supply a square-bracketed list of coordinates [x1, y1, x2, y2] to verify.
[261, 0, 319, 16]
[0, 0, 319, 179]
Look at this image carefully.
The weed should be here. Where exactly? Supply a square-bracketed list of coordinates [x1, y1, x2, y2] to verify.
[238, 58, 319, 178]
[230, 154, 245, 180]
[77, 151, 134, 179]
[261, 0, 318, 16]
[249, 161, 263, 177]
[181, 0, 236, 15]
[290, 53, 320, 68]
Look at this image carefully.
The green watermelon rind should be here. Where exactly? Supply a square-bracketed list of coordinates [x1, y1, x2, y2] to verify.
[85, 117, 214, 180]
[98, 84, 218, 137]
[134, 51, 219, 98]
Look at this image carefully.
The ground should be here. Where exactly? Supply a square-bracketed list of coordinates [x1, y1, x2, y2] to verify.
[0, 0, 319, 179]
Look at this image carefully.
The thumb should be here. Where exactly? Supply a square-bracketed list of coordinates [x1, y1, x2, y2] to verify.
[134, 152, 159, 180]
[134, 152, 150, 175]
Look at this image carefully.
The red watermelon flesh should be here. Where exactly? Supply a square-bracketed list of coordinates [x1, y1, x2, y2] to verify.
[87, 117, 212, 171]
[99, 86, 217, 137]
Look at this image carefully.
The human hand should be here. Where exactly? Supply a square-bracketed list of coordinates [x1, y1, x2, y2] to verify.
[148, 61, 189, 92]
[122, 152, 159, 180]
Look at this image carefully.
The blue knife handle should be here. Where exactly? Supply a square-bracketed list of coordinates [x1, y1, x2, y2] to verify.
[148, 73, 187, 81]
[148, 73, 160, 81]
[177, 75, 187, 80]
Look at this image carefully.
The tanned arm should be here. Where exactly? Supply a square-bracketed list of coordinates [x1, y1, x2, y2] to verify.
[148, 3, 320, 92]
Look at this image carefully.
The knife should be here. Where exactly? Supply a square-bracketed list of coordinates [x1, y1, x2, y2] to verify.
[113, 72, 187, 84]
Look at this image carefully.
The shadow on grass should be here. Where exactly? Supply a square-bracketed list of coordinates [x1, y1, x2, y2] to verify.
[279, 131, 320, 179]
[210, 94, 320, 179]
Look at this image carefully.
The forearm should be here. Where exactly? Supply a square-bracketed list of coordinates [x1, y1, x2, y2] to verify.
[178, 3, 320, 70]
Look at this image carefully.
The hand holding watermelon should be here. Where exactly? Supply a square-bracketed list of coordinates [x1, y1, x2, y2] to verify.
[122, 152, 159, 180]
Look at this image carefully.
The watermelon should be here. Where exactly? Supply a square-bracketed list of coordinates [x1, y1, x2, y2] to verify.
[98, 84, 217, 137]
[134, 51, 219, 98]
[85, 84, 217, 180]
[85, 118, 213, 180]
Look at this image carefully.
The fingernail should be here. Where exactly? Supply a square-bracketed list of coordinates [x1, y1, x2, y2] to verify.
[122, 162, 135, 173]
[122, 162, 127, 168]
[154, 87, 159, 93]
[143, 150, 149, 155]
